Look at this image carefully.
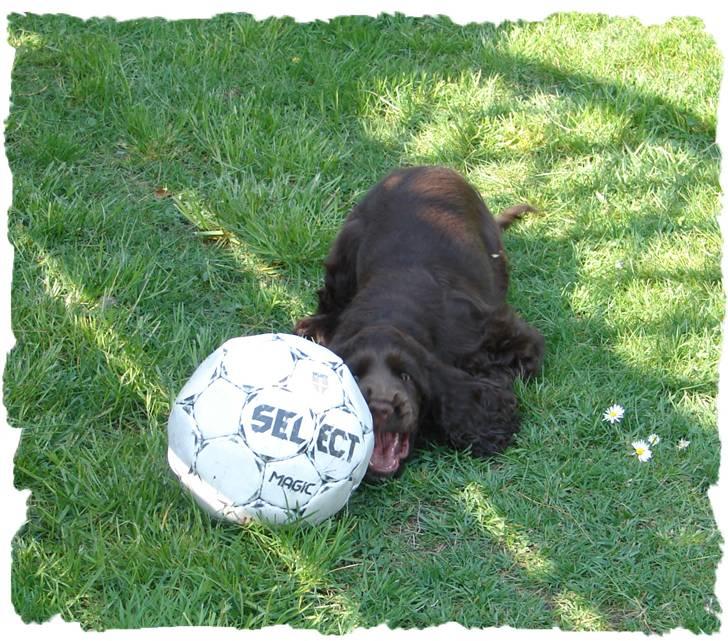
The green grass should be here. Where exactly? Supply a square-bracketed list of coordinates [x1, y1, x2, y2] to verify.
[5, 11, 722, 632]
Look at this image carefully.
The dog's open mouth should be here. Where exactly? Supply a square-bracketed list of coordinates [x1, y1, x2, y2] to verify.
[368, 430, 411, 476]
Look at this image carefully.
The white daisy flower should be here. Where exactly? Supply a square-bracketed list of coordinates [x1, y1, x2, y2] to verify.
[603, 404, 625, 424]
[632, 440, 652, 462]
[647, 433, 660, 446]
[677, 438, 691, 450]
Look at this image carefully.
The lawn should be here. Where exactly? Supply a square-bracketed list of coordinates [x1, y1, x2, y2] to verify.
[5, 10, 723, 633]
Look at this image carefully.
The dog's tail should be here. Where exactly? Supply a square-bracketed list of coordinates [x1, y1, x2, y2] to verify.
[497, 204, 537, 231]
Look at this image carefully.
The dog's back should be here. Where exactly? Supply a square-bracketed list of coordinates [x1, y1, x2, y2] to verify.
[346, 166, 530, 301]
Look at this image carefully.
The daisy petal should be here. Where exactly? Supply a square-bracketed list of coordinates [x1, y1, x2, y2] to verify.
[631, 440, 652, 462]
[603, 404, 625, 424]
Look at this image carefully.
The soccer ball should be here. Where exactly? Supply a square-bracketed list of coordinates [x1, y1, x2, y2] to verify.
[167, 333, 373, 525]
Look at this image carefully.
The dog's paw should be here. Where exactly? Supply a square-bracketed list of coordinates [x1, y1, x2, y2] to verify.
[293, 316, 329, 346]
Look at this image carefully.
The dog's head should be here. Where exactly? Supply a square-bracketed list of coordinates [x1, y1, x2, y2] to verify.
[330, 324, 521, 480]
[330, 326, 430, 479]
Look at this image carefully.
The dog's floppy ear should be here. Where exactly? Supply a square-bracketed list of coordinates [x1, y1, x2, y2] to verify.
[427, 359, 520, 457]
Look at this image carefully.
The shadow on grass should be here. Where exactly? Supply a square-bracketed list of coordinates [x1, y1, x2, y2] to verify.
[6, 11, 721, 633]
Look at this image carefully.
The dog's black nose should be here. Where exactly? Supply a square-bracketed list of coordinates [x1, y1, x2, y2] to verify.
[369, 400, 394, 430]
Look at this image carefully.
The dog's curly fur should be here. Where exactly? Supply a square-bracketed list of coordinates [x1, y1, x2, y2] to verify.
[295, 166, 544, 479]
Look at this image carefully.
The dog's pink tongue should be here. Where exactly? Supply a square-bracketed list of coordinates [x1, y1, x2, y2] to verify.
[369, 431, 408, 475]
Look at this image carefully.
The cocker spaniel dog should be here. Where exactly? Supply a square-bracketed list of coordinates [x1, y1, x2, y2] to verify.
[295, 166, 544, 479]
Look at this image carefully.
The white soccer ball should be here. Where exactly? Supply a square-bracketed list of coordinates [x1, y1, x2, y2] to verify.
[167, 333, 374, 525]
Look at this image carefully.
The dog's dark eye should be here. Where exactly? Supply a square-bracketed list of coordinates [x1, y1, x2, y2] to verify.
[400, 372, 411, 383]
